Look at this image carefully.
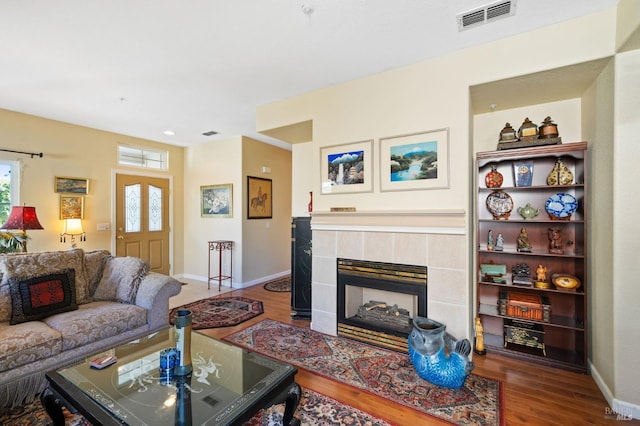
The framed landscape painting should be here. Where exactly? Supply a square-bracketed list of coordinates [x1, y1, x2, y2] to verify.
[247, 176, 272, 219]
[320, 140, 373, 194]
[55, 176, 89, 194]
[201, 184, 233, 218]
[379, 128, 449, 191]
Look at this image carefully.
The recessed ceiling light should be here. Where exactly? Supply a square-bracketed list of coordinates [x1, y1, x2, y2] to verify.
[163, 130, 176, 136]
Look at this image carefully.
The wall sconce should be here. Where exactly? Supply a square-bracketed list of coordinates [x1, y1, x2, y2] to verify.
[60, 218, 86, 248]
[0, 205, 44, 252]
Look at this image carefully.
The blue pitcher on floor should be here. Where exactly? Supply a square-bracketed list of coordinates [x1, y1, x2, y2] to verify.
[408, 317, 474, 389]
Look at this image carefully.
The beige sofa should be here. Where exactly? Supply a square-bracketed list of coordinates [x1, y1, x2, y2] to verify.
[0, 248, 181, 408]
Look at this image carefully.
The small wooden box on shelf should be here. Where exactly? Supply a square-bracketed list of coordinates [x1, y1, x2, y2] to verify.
[499, 291, 550, 322]
[475, 142, 588, 373]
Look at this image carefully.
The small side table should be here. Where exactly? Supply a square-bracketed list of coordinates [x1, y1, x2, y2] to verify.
[208, 240, 233, 290]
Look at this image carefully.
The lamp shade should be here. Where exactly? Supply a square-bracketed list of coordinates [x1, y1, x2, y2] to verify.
[1, 206, 44, 231]
[62, 218, 84, 235]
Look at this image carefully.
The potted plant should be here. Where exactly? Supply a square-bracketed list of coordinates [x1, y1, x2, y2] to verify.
[0, 231, 27, 253]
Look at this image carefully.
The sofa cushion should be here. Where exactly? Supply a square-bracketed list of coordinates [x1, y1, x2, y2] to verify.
[85, 249, 111, 296]
[0, 248, 92, 305]
[0, 321, 62, 373]
[9, 269, 78, 325]
[93, 256, 148, 304]
[43, 301, 147, 351]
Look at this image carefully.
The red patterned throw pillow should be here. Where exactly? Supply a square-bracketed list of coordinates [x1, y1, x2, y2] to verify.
[9, 269, 78, 325]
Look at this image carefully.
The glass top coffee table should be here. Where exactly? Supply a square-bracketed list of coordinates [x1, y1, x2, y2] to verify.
[42, 329, 300, 425]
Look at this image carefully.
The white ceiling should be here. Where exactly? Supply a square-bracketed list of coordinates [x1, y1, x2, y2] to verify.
[0, 0, 617, 149]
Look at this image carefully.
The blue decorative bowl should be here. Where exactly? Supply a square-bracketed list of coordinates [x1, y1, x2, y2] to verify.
[545, 193, 577, 219]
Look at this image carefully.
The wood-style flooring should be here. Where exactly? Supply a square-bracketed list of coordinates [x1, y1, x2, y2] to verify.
[194, 283, 638, 426]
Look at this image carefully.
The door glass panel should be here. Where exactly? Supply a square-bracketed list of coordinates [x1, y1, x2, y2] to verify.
[148, 185, 162, 231]
[125, 184, 141, 232]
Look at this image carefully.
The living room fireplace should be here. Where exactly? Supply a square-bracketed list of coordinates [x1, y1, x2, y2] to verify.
[337, 258, 427, 353]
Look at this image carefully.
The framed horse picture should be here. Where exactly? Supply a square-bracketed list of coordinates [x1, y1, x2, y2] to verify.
[247, 176, 272, 219]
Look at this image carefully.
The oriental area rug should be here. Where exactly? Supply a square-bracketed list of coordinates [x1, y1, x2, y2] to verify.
[224, 319, 505, 426]
[1, 387, 390, 426]
[169, 296, 263, 329]
[262, 275, 292, 292]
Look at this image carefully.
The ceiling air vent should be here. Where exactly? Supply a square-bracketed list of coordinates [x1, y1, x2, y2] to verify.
[457, 0, 516, 31]
[202, 130, 218, 136]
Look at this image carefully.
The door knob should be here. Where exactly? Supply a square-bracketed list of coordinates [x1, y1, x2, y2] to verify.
[116, 236, 125, 240]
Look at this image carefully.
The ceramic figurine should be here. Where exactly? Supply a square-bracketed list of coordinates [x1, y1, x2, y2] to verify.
[474, 317, 486, 355]
[548, 227, 564, 254]
[487, 230, 494, 251]
[536, 264, 548, 282]
[517, 227, 532, 252]
[495, 233, 504, 251]
[408, 317, 474, 389]
[534, 264, 553, 289]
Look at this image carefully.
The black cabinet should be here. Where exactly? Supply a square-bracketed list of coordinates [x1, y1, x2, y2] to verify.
[291, 217, 312, 319]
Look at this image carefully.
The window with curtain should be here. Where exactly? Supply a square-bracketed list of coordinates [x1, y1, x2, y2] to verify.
[0, 161, 20, 224]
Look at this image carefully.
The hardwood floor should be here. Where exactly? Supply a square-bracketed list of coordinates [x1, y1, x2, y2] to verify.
[195, 283, 637, 425]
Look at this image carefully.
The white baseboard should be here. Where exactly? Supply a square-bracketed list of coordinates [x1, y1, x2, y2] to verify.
[175, 271, 289, 289]
[240, 271, 290, 289]
[590, 360, 639, 420]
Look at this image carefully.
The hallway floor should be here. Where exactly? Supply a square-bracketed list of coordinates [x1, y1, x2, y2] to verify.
[168, 277, 233, 309]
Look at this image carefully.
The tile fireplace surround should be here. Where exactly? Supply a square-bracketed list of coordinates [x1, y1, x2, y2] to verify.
[310, 210, 470, 341]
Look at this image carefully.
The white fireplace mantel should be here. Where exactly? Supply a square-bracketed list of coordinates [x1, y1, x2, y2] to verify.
[309, 209, 471, 342]
[310, 209, 466, 235]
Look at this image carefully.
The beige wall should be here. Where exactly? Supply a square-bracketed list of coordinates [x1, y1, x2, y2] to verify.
[241, 137, 292, 283]
[0, 108, 185, 273]
[612, 48, 640, 411]
[473, 99, 583, 153]
[182, 136, 242, 282]
[0, 110, 293, 288]
[181, 136, 292, 286]
[292, 142, 313, 217]
[582, 58, 616, 401]
[256, 5, 639, 415]
[617, 0, 640, 51]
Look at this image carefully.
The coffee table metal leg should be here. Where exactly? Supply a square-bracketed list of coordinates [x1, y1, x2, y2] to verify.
[281, 382, 302, 426]
[41, 388, 66, 426]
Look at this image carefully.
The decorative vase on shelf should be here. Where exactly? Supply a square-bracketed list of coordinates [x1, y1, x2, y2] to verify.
[484, 165, 503, 188]
[547, 158, 573, 186]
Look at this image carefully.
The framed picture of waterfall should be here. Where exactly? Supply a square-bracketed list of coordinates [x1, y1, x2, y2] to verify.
[320, 139, 373, 194]
[379, 128, 449, 192]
